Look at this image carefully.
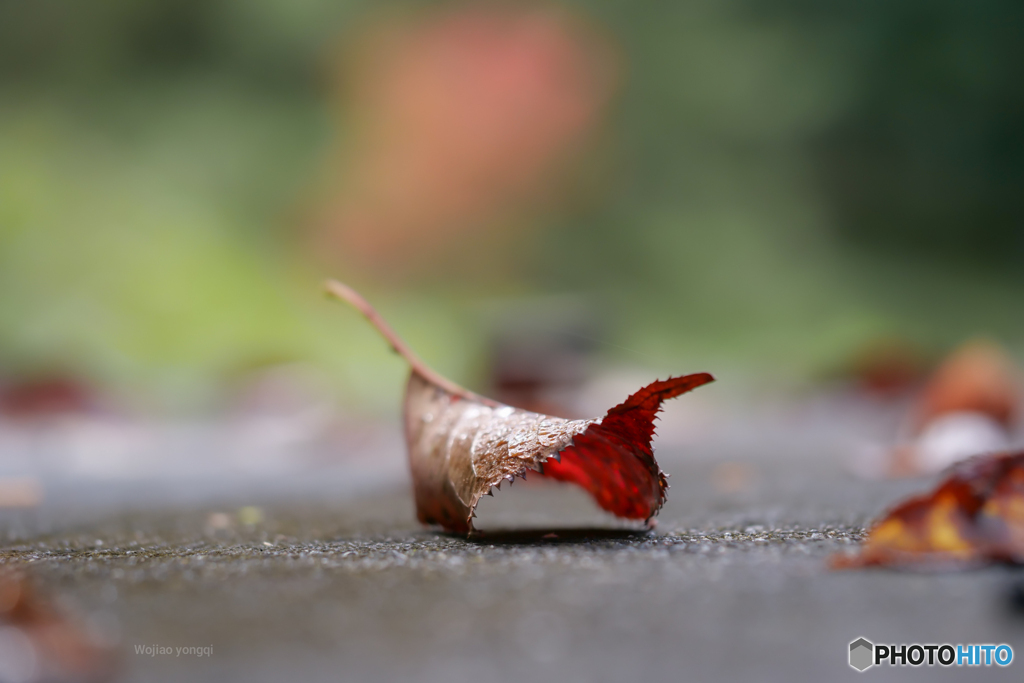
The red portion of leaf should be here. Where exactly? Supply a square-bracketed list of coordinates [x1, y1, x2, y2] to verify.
[540, 373, 715, 520]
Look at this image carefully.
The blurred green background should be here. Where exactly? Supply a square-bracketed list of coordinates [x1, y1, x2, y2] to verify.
[1, 0, 1022, 412]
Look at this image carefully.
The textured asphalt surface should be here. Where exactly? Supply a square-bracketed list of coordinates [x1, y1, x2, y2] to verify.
[2, 408, 1024, 682]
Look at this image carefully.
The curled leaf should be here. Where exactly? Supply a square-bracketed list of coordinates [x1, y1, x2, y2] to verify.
[832, 451, 1024, 569]
[326, 280, 714, 533]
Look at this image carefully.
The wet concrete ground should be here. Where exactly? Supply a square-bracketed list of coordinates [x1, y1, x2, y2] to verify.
[3, 452, 1024, 683]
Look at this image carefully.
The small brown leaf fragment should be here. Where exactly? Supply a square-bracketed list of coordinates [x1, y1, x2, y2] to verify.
[832, 451, 1024, 570]
[326, 280, 714, 533]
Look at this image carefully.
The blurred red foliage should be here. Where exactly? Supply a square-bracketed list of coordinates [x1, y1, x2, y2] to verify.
[312, 5, 619, 275]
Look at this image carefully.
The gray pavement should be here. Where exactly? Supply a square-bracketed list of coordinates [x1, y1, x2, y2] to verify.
[3, 453, 1023, 683]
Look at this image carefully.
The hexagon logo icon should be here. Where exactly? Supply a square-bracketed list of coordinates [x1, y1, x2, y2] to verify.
[849, 637, 874, 672]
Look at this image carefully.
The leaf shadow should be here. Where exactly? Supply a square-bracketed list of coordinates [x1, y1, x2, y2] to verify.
[460, 527, 655, 546]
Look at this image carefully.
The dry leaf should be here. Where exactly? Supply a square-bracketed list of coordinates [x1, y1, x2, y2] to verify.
[911, 338, 1020, 433]
[847, 337, 926, 397]
[326, 280, 714, 533]
[832, 451, 1024, 570]
[0, 571, 118, 681]
[0, 476, 43, 508]
[861, 339, 1022, 478]
[0, 375, 94, 418]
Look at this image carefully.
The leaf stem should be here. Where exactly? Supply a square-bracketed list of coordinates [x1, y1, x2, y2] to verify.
[324, 279, 497, 406]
